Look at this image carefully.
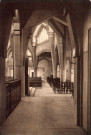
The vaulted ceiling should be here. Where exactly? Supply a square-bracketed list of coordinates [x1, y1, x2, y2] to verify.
[1, 0, 88, 30]
[0, 0, 90, 57]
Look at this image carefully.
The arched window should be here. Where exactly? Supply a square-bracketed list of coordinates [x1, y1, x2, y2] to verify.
[37, 27, 48, 44]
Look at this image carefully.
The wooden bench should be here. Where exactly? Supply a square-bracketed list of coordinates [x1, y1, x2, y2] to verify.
[29, 77, 42, 87]
[47, 76, 74, 95]
[64, 81, 74, 94]
[47, 77, 60, 93]
[47, 75, 54, 87]
[52, 78, 60, 93]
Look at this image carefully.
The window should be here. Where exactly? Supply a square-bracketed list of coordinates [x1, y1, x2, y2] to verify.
[37, 27, 48, 44]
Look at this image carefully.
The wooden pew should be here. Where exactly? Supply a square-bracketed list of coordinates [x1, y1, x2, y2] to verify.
[52, 78, 60, 93]
[29, 77, 42, 87]
[47, 76, 53, 86]
[47, 76, 74, 95]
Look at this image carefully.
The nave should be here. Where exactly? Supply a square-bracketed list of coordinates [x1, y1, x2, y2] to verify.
[1, 81, 86, 135]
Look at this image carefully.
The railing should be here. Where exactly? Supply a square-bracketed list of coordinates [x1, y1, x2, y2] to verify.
[5, 80, 21, 118]
[47, 76, 74, 96]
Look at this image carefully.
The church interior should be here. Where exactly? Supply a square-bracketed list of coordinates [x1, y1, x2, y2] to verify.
[0, 0, 91, 134]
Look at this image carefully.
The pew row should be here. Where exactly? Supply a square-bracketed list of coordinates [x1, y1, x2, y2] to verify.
[29, 77, 42, 87]
[47, 76, 74, 96]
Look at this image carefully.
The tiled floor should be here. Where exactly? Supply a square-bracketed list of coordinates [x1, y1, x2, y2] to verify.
[1, 81, 86, 135]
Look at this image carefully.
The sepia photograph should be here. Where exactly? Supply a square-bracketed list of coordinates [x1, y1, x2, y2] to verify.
[0, 0, 91, 134]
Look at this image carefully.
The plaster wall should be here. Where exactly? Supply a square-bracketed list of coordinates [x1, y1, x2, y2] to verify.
[83, 7, 91, 131]
[38, 59, 51, 79]
[5, 58, 14, 80]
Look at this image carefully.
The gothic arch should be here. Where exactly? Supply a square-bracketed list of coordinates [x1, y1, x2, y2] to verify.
[36, 49, 51, 56]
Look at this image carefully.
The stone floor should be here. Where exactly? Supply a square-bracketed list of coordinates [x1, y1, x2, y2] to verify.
[1, 81, 86, 135]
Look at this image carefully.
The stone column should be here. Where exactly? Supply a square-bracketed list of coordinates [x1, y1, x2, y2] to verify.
[57, 37, 64, 81]
[0, 57, 6, 124]
[13, 23, 21, 79]
[54, 50, 57, 78]
[20, 30, 25, 97]
[74, 56, 81, 126]
[29, 36, 38, 77]
[66, 59, 71, 81]
[33, 46, 37, 77]
[63, 58, 67, 82]
[71, 57, 75, 82]
[49, 30, 57, 78]
[21, 66, 25, 96]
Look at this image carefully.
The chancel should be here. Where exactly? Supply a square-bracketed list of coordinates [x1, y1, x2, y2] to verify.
[0, 0, 91, 135]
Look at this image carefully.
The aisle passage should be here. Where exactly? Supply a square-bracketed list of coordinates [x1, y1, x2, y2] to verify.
[1, 81, 86, 135]
[34, 81, 55, 96]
